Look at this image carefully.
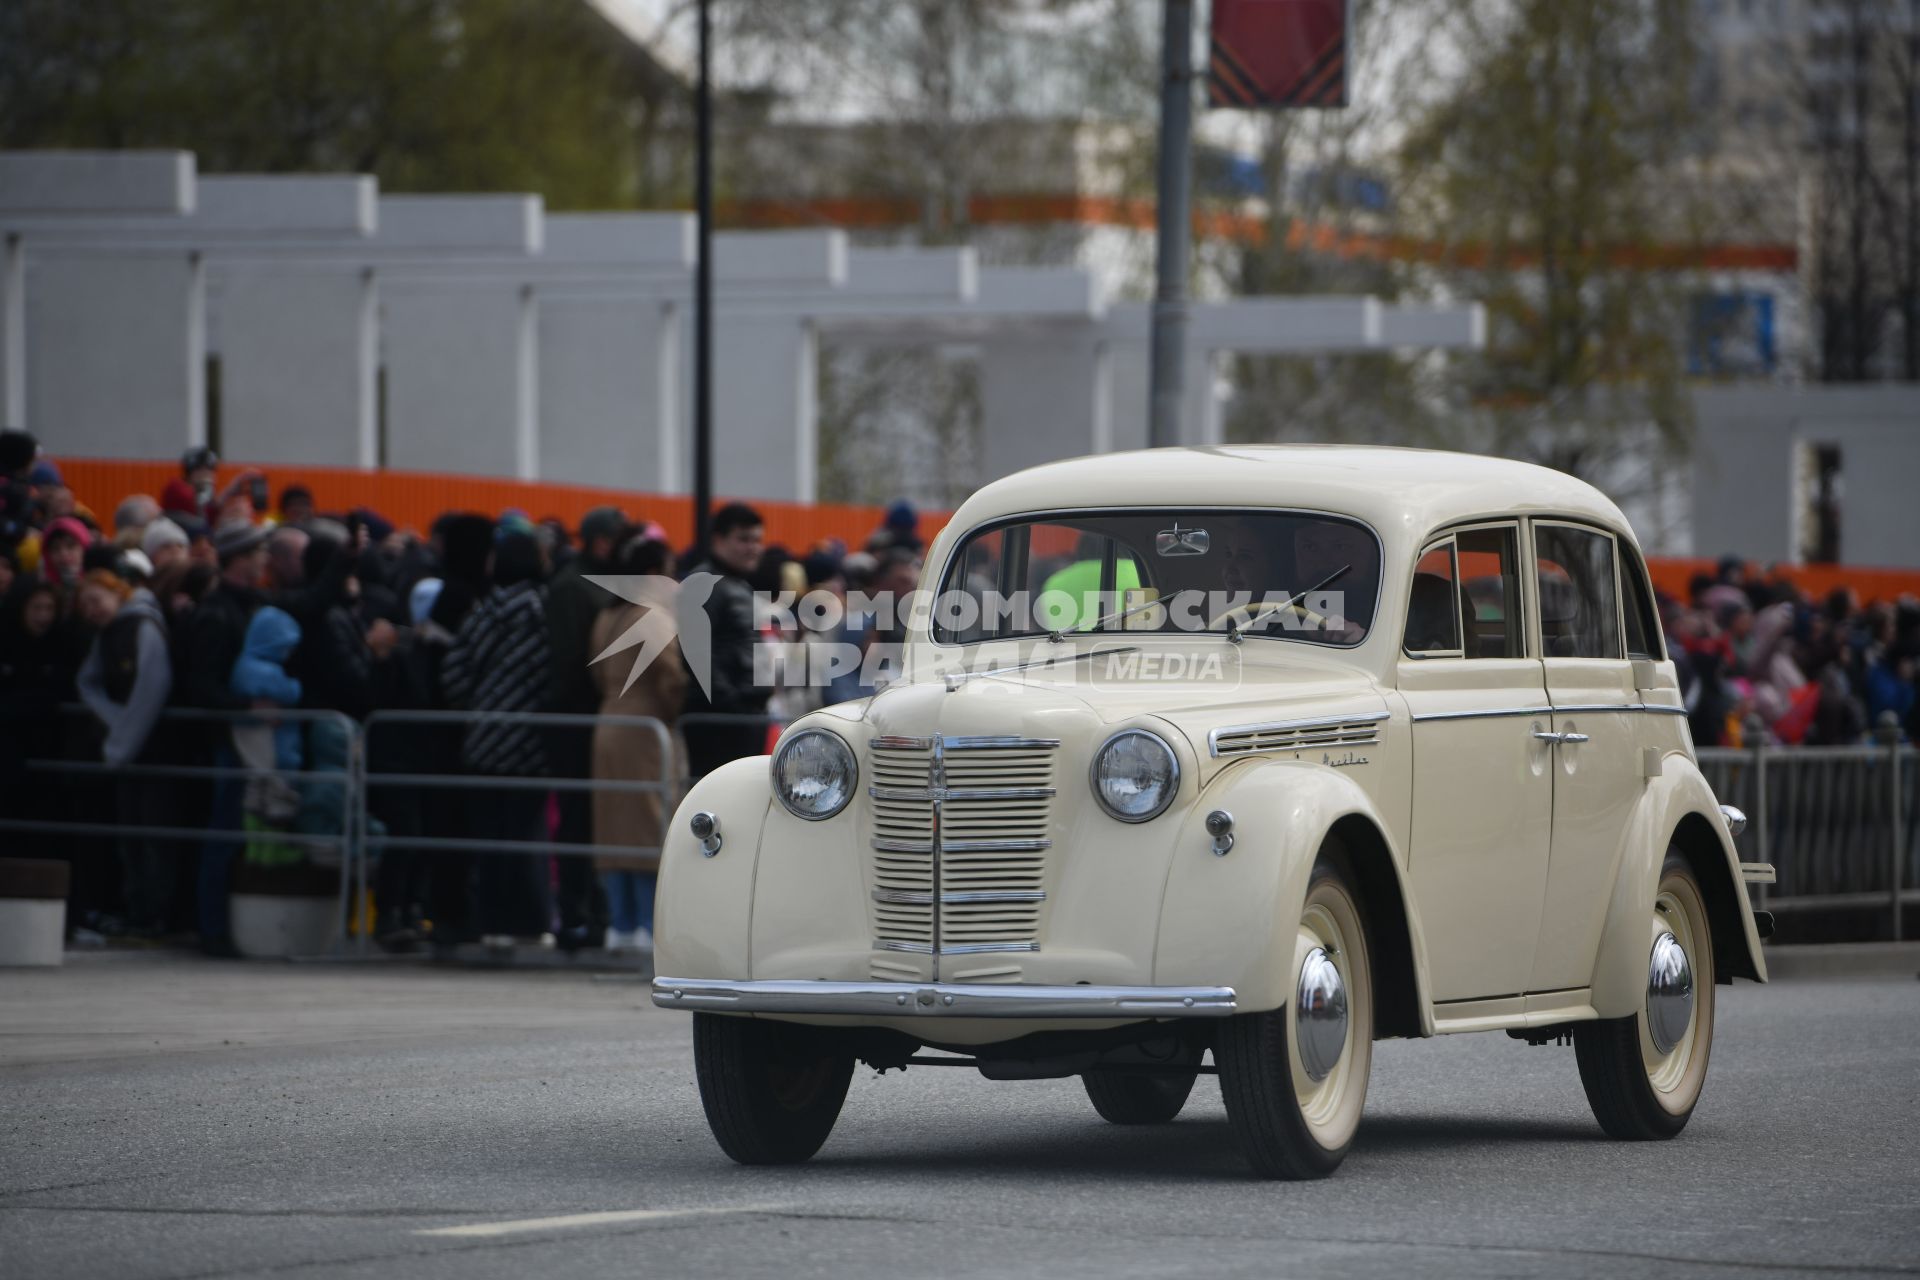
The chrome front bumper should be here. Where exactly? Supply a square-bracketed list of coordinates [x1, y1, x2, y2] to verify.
[651, 977, 1238, 1019]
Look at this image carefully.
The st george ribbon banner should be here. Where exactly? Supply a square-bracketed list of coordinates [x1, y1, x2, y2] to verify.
[1208, 0, 1350, 109]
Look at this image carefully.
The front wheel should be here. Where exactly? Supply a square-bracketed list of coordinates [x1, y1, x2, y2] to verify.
[1215, 853, 1374, 1179]
[1574, 855, 1716, 1140]
[692, 1013, 854, 1165]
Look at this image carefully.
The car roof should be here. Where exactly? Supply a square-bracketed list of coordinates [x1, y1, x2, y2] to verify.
[947, 445, 1635, 548]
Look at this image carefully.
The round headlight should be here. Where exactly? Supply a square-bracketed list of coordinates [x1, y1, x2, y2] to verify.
[1091, 729, 1179, 823]
[771, 728, 858, 821]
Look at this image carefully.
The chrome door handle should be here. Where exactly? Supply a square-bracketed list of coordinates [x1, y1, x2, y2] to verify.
[1559, 732, 1590, 744]
[1531, 730, 1590, 745]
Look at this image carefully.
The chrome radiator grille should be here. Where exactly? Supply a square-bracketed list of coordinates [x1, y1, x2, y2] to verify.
[867, 734, 1059, 970]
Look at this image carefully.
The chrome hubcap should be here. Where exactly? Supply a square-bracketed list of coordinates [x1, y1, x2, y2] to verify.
[1646, 930, 1694, 1055]
[1296, 945, 1348, 1082]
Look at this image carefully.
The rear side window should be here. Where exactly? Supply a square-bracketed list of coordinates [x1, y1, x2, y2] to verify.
[1620, 546, 1663, 660]
[1535, 524, 1623, 660]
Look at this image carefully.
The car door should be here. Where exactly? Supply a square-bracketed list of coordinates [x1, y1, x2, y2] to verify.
[1398, 522, 1554, 1002]
[1530, 521, 1647, 995]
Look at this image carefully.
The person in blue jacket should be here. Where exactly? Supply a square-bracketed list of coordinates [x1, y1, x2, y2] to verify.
[229, 605, 303, 772]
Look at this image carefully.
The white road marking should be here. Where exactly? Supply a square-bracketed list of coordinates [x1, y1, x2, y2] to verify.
[417, 1204, 788, 1239]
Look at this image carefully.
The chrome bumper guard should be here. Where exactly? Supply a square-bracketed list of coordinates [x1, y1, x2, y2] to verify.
[651, 977, 1238, 1019]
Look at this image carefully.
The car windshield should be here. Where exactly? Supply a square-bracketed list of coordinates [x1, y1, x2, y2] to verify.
[934, 510, 1381, 647]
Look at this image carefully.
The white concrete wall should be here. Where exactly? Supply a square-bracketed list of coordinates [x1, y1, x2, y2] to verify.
[537, 295, 679, 489]
[1692, 385, 1920, 567]
[214, 266, 376, 466]
[712, 314, 817, 501]
[25, 253, 204, 458]
[381, 284, 536, 478]
[2, 234, 22, 430]
[979, 332, 1112, 480]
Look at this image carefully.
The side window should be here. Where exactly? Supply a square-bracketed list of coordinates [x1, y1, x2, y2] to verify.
[1619, 546, 1663, 660]
[1404, 540, 1462, 655]
[1456, 525, 1524, 658]
[1535, 525, 1623, 660]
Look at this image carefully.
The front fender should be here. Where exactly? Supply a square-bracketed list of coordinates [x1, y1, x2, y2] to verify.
[1589, 752, 1767, 1018]
[654, 756, 772, 981]
[1153, 759, 1432, 1023]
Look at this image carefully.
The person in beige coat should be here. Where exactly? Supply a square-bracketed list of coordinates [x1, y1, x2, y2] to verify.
[588, 538, 687, 951]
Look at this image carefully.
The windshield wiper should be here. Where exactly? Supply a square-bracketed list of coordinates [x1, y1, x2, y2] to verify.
[1205, 564, 1352, 642]
[1050, 593, 1165, 642]
[944, 645, 1141, 691]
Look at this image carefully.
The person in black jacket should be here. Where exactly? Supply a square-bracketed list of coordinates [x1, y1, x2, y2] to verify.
[682, 502, 770, 779]
[543, 505, 626, 950]
[180, 523, 271, 954]
[77, 575, 175, 935]
[441, 531, 553, 944]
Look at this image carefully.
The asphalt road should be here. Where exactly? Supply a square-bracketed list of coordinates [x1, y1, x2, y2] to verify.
[2, 953, 1916, 1280]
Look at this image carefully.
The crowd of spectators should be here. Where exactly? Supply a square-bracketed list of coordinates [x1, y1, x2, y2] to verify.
[0, 431, 928, 955]
[1665, 558, 1920, 749]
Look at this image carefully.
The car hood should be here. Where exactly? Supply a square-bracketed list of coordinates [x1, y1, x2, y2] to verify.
[839, 649, 1387, 786]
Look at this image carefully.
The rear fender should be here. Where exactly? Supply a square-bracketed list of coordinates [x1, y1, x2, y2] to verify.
[1590, 752, 1767, 1018]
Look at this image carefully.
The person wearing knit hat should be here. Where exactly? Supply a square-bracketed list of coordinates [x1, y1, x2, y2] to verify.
[114, 494, 161, 536]
[142, 517, 190, 571]
[38, 515, 92, 588]
[212, 521, 270, 566]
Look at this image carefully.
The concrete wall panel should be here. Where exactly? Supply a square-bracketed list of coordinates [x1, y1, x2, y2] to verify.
[538, 296, 679, 489]
[25, 253, 204, 458]
[382, 285, 536, 478]
[215, 266, 376, 467]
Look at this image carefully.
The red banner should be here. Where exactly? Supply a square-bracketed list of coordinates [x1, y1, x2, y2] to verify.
[1208, 0, 1349, 109]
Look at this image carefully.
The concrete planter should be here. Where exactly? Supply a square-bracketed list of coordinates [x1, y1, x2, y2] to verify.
[229, 863, 339, 959]
[0, 858, 69, 966]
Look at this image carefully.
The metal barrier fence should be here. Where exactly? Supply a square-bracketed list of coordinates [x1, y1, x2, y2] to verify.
[1697, 729, 1915, 941]
[2, 705, 785, 956]
[0, 706, 366, 950]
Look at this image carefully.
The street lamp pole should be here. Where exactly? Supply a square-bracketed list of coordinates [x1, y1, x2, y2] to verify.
[1149, 0, 1194, 450]
[693, 0, 714, 553]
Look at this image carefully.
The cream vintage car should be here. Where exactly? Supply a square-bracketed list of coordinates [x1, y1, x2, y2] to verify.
[651, 446, 1772, 1179]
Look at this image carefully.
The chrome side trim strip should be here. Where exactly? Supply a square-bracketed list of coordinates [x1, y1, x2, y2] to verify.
[871, 735, 935, 750]
[1411, 702, 1690, 724]
[940, 838, 1050, 854]
[872, 889, 1047, 906]
[654, 976, 1238, 1018]
[1410, 705, 1554, 723]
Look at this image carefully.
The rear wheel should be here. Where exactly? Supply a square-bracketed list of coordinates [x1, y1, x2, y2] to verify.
[1082, 1068, 1198, 1125]
[1216, 853, 1374, 1179]
[1574, 854, 1716, 1140]
[692, 1013, 854, 1165]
